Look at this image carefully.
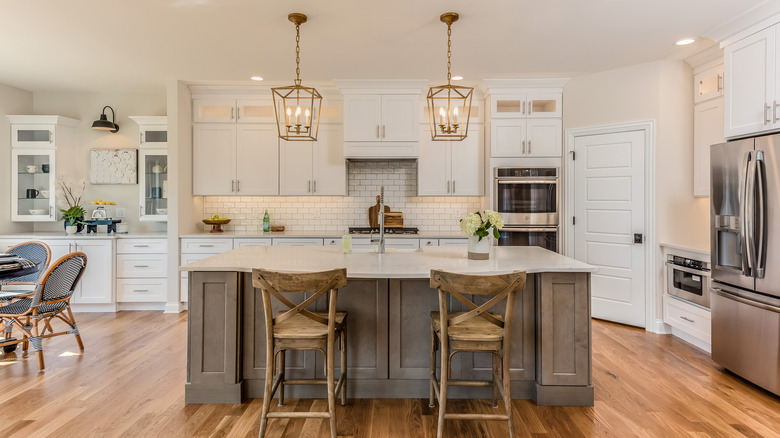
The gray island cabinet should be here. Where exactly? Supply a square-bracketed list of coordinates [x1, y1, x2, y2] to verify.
[181, 246, 596, 406]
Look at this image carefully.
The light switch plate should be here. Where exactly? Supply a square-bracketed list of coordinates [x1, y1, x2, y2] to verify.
[115, 207, 126, 218]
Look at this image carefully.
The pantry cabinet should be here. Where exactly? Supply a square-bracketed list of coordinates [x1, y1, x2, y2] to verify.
[418, 125, 483, 196]
[193, 123, 278, 196]
[279, 125, 345, 195]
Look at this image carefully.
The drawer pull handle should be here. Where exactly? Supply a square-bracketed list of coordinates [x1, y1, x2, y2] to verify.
[133, 289, 149, 292]
[133, 245, 149, 248]
[133, 265, 150, 268]
[680, 316, 695, 323]
[198, 244, 214, 247]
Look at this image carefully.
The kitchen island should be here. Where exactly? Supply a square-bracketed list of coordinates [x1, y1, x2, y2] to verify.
[181, 245, 596, 406]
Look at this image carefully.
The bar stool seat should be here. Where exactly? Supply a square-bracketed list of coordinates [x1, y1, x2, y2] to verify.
[253, 268, 348, 438]
[431, 311, 505, 347]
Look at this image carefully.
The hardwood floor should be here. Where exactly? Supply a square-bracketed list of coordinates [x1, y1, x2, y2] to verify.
[0, 312, 778, 437]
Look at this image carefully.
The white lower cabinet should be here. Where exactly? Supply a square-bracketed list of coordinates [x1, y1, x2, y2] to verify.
[65, 239, 113, 304]
[663, 294, 712, 350]
[233, 238, 272, 248]
[272, 238, 324, 246]
[439, 238, 468, 246]
[116, 238, 167, 304]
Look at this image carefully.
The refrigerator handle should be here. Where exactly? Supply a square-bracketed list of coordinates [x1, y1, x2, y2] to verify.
[756, 151, 767, 279]
[739, 151, 753, 277]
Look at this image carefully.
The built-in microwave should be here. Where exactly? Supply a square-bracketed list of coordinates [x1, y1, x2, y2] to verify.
[666, 254, 711, 309]
[493, 167, 558, 226]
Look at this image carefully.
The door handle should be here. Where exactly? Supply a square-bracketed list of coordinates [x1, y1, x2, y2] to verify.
[774, 101, 779, 124]
[739, 151, 752, 276]
[447, 180, 450, 193]
[764, 103, 771, 125]
[522, 101, 526, 115]
[528, 140, 531, 154]
[527, 100, 532, 115]
[308, 180, 311, 193]
[140, 132, 144, 144]
[313, 180, 316, 193]
[717, 74, 723, 92]
[382, 125, 386, 138]
[237, 180, 240, 192]
[376, 125, 380, 139]
[755, 151, 767, 278]
[679, 316, 695, 323]
[140, 204, 143, 217]
[237, 107, 241, 120]
[231, 107, 235, 120]
[633, 233, 643, 244]
[231, 180, 235, 192]
[452, 180, 455, 193]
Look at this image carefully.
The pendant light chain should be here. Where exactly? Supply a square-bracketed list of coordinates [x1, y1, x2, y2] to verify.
[446, 24, 452, 85]
[295, 23, 301, 86]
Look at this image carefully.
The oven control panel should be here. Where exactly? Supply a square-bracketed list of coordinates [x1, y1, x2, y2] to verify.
[669, 255, 709, 271]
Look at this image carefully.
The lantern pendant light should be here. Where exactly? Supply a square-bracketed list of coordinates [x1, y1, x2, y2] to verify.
[272, 13, 322, 141]
[427, 12, 473, 141]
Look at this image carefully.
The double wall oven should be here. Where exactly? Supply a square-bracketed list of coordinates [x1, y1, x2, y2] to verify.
[493, 167, 559, 252]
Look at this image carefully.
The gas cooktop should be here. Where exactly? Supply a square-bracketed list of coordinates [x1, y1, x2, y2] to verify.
[349, 227, 419, 235]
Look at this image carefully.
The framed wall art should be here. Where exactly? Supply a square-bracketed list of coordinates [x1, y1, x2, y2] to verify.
[89, 149, 138, 184]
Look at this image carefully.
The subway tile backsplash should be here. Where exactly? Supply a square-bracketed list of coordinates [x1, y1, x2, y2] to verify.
[202, 161, 484, 232]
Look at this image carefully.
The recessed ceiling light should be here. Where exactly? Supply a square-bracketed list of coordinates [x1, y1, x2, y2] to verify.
[250, 76, 264, 81]
[676, 39, 695, 46]
[451, 76, 463, 81]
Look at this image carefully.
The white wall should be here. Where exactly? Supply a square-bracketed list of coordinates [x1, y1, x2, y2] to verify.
[564, 60, 708, 332]
[31, 92, 166, 233]
[0, 82, 34, 234]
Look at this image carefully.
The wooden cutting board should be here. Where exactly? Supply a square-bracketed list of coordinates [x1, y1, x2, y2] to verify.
[368, 195, 391, 228]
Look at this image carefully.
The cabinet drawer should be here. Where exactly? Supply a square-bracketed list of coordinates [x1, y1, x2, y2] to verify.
[385, 238, 420, 250]
[117, 254, 167, 278]
[116, 278, 166, 302]
[117, 238, 168, 254]
[439, 238, 468, 246]
[272, 238, 324, 246]
[324, 238, 342, 247]
[181, 238, 233, 253]
[234, 238, 272, 248]
[420, 239, 439, 247]
[663, 295, 711, 343]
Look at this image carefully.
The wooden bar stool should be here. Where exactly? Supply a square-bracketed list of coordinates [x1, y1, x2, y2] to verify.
[252, 268, 348, 438]
[429, 269, 527, 438]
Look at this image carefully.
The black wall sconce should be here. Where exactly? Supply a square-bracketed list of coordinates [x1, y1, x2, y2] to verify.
[91, 106, 119, 133]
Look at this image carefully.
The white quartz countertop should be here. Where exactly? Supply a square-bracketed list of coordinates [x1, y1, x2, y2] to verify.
[180, 245, 597, 278]
[0, 232, 167, 240]
[180, 230, 467, 239]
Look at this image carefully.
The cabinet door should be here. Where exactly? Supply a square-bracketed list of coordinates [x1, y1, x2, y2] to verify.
[236, 124, 278, 195]
[490, 94, 528, 118]
[12, 149, 56, 222]
[343, 95, 382, 141]
[527, 93, 562, 118]
[279, 140, 314, 195]
[451, 126, 483, 196]
[46, 240, 72, 264]
[724, 26, 775, 138]
[193, 124, 236, 196]
[236, 99, 275, 123]
[11, 124, 55, 148]
[526, 119, 562, 157]
[417, 128, 451, 196]
[491, 119, 526, 157]
[192, 99, 236, 123]
[694, 98, 724, 197]
[139, 125, 168, 149]
[381, 95, 419, 141]
[139, 149, 168, 222]
[72, 239, 113, 304]
[312, 125, 346, 196]
[694, 64, 724, 104]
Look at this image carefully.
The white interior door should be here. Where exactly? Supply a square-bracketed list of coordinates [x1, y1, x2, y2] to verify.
[573, 130, 645, 327]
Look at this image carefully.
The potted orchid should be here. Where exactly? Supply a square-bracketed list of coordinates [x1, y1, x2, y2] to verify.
[57, 177, 87, 234]
[459, 210, 504, 259]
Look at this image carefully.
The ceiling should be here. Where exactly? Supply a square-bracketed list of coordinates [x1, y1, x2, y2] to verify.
[0, 0, 776, 94]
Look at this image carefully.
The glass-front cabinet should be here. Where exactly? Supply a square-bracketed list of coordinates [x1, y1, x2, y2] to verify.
[131, 116, 168, 222]
[7, 115, 79, 222]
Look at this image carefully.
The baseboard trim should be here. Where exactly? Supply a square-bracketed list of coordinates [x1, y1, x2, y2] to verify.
[117, 302, 166, 311]
[651, 318, 672, 334]
[71, 303, 118, 313]
[164, 302, 186, 314]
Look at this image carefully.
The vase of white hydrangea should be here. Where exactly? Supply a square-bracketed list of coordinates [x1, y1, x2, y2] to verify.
[459, 210, 504, 260]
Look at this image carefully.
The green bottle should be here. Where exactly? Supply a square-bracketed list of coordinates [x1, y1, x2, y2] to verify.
[263, 210, 270, 232]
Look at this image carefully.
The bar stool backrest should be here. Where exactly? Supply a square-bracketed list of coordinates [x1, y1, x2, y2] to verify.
[33, 252, 88, 307]
[252, 268, 347, 328]
[430, 269, 526, 336]
[4, 241, 52, 284]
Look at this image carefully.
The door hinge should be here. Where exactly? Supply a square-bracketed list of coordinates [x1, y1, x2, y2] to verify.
[572, 216, 576, 225]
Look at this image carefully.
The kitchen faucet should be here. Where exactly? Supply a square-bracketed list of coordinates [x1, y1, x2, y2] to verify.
[371, 186, 386, 253]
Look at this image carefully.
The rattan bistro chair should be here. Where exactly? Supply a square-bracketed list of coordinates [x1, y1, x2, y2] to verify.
[429, 269, 527, 438]
[0, 252, 87, 371]
[252, 268, 348, 438]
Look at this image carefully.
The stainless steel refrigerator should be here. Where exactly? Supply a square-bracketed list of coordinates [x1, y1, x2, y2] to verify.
[710, 134, 780, 396]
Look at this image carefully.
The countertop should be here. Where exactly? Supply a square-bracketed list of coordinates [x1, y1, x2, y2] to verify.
[180, 245, 597, 278]
[180, 230, 467, 239]
[0, 232, 167, 240]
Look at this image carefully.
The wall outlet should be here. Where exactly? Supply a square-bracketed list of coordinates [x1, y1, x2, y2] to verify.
[115, 207, 126, 218]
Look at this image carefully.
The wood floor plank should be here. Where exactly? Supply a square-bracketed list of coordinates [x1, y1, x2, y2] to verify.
[1, 312, 778, 437]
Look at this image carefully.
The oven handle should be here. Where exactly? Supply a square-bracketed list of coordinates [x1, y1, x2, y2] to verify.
[665, 261, 710, 277]
[497, 179, 558, 185]
[500, 227, 558, 233]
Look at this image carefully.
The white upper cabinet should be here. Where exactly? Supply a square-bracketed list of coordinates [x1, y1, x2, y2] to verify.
[694, 64, 724, 104]
[418, 125, 483, 196]
[694, 98, 724, 197]
[489, 119, 561, 158]
[724, 25, 776, 138]
[130, 116, 168, 149]
[343, 94, 419, 142]
[235, 124, 279, 195]
[193, 124, 236, 196]
[192, 99, 274, 123]
[381, 95, 419, 141]
[343, 95, 382, 141]
[490, 93, 562, 119]
[280, 125, 345, 196]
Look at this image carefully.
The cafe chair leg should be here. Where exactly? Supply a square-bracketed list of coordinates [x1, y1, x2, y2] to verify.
[278, 350, 285, 406]
[340, 324, 347, 406]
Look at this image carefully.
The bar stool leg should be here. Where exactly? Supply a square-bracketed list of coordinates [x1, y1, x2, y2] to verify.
[492, 352, 499, 408]
[258, 343, 274, 438]
[429, 323, 437, 408]
[327, 331, 337, 437]
[502, 350, 515, 438]
[340, 325, 347, 406]
[436, 342, 448, 438]
[278, 350, 286, 406]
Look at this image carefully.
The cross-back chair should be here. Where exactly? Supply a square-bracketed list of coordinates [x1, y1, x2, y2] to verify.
[429, 269, 527, 438]
[252, 268, 349, 438]
[0, 252, 87, 371]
